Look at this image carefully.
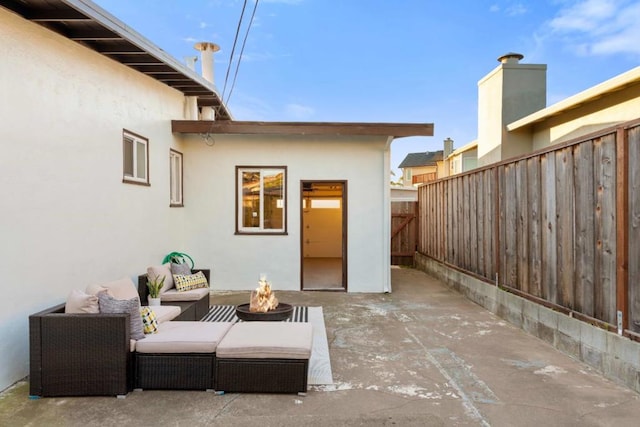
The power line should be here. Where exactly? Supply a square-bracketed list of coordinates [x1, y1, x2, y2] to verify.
[226, 0, 259, 104]
[221, 0, 248, 102]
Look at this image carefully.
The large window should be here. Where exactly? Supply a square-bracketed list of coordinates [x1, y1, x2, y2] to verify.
[236, 166, 287, 234]
[170, 149, 183, 207]
[123, 130, 149, 185]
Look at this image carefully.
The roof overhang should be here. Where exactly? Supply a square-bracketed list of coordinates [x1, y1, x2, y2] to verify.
[507, 66, 640, 132]
[1, 0, 232, 120]
[171, 120, 434, 139]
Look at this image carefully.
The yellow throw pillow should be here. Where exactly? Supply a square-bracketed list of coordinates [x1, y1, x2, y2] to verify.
[140, 306, 158, 334]
[173, 271, 209, 292]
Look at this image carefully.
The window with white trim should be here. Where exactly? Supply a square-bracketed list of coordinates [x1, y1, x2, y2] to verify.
[170, 149, 183, 207]
[122, 131, 149, 185]
[236, 166, 287, 234]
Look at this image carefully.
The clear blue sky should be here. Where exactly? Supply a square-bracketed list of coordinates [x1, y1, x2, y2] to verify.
[95, 0, 640, 176]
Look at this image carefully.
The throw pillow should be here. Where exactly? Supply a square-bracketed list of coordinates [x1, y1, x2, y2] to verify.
[173, 271, 209, 292]
[65, 289, 99, 314]
[147, 263, 174, 294]
[140, 307, 159, 334]
[171, 262, 192, 276]
[86, 277, 139, 302]
[97, 292, 145, 340]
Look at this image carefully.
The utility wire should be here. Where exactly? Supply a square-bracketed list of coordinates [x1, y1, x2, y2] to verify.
[226, 0, 259, 105]
[221, 0, 248, 102]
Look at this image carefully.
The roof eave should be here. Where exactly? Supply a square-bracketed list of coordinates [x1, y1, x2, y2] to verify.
[171, 120, 434, 138]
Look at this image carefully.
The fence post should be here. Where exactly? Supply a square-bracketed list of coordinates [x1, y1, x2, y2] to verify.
[616, 126, 629, 333]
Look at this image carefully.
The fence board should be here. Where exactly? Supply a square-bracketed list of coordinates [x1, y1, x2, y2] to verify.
[469, 175, 477, 273]
[516, 160, 529, 293]
[476, 173, 486, 278]
[485, 170, 495, 280]
[594, 135, 617, 324]
[574, 140, 595, 316]
[629, 126, 640, 332]
[556, 147, 575, 309]
[503, 164, 518, 287]
[527, 157, 542, 297]
[541, 152, 557, 303]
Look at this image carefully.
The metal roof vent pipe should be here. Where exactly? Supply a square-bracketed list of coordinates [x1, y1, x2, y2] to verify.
[194, 42, 220, 121]
[194, 42, 220, 84]
[184, 56, 199, 120]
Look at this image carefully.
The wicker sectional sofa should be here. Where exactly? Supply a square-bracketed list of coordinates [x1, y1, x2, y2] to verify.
[29, 268, 313, 397]
[29, 268, 211, 398]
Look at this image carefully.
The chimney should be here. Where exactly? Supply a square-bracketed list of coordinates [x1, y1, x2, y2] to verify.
[194, 42, 220, 120]
[194, 42, 220, 84]
[477, 52, 546, 166]
[443, 137, 454, 158]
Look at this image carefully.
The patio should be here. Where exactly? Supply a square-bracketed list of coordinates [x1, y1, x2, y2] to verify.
[2, 267, 640, 426]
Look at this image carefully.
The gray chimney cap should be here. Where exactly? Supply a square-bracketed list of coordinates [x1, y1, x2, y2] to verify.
[497, 52, 524, 63]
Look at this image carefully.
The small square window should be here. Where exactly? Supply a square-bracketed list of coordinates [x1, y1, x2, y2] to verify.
[170, 149, 183, 207]
[122, 131, 149, 186]
[236, 166, 287, 234]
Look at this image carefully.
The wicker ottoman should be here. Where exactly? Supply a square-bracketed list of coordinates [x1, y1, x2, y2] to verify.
[135, 321, 234, 390]
[214, 322, 313, 394]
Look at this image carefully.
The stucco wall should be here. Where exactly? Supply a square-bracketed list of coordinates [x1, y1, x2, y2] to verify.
[180, 134, 390, 293]
[530, 82, 640, 150]
[0, 9, 187, 390]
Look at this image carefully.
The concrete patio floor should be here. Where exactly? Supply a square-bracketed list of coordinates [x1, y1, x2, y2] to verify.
[2, 267, 640, 426]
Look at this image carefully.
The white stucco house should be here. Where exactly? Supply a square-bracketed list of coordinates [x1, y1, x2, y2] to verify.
[0, 0, 433, 391]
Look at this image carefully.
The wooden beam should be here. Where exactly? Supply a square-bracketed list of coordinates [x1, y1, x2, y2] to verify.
[171, 120, 434, 138]
[29, 10, 91, 21]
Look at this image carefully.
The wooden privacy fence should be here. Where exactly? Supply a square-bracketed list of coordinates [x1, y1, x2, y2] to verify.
[391, 201, 417, 266]
[418, 119, 640, 337]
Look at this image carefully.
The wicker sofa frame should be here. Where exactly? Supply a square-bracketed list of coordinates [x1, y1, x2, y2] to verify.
[215, 358, 309, 394]
[135, 353, 216, 390]
[29, 303, 133, 397]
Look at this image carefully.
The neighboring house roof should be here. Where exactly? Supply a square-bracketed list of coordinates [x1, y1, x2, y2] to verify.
[2, 0, 232, 120]
[398, 150, 443, 168]
[172, 120, 434, 138]
[507, 65, 640, 131]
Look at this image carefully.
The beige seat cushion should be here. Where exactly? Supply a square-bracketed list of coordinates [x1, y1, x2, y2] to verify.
[135, 321, 234, 354]
[146, 305, 181, 323]
[160, 287, 209, 302]
[216, 322, 313, 359]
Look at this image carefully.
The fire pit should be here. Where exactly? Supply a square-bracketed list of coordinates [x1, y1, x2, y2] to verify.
[236, 274, 292, 321]
[235, 303, 293, 321]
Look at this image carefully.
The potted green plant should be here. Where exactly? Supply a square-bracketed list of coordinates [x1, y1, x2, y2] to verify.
[147, 275, 165, 306]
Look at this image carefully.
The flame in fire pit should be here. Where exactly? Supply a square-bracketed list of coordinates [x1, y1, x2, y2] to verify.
[249, 276, 279, 313]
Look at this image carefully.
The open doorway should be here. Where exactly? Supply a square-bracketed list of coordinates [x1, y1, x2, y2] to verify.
[300, 181, 347, 291]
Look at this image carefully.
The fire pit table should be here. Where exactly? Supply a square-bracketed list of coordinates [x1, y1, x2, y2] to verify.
[235, 303, 293, 321]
